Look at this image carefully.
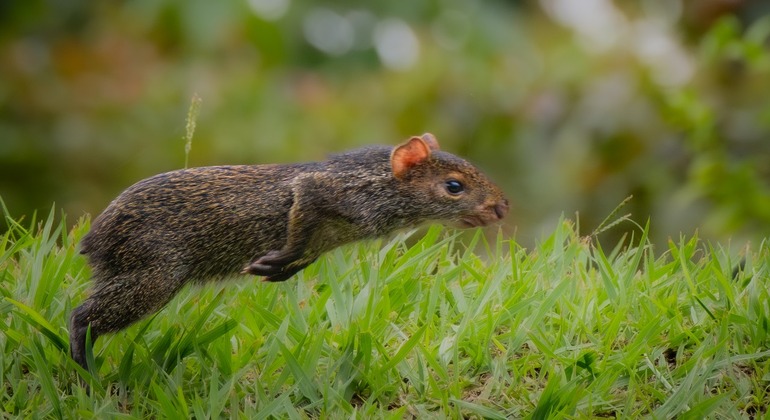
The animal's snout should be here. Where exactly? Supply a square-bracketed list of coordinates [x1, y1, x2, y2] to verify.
[494, 199, 509, 220]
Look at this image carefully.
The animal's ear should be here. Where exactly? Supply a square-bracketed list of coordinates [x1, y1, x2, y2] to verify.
[420, 133, 440, 151]
[391, 136, 433, 179]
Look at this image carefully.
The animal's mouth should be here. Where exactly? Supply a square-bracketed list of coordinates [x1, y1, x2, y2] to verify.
[457, 200, 509, 228]
[459, 217, 485, 228]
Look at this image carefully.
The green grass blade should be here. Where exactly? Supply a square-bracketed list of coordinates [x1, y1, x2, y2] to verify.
[31, 339, 62, 419]
[678, 392, 733, 419]
[450, 398, 508, 420]
[5, 297, 68, 352]
[276, 339, 320, 401]
[377, 324, 427, 375]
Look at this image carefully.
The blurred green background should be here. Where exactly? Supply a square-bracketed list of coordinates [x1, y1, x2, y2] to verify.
[1, 0, 769, 247]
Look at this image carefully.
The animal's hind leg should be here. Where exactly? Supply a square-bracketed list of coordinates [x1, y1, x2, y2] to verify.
[69, 299, 99, 371]
[69, 271, 186, 372]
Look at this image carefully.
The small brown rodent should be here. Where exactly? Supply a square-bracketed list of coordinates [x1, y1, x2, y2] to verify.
[70, 133, 508, 372]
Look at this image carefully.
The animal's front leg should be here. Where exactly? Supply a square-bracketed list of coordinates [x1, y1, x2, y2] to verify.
[243, 177, 323, 282]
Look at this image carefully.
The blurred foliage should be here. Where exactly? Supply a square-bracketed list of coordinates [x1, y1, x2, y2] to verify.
[1, 0, 769, 247]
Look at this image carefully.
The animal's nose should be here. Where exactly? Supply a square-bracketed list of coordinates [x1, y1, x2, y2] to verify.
[494, 199, 509, 219]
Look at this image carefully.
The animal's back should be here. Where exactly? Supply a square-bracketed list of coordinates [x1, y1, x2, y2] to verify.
[81, 164, 306, 282]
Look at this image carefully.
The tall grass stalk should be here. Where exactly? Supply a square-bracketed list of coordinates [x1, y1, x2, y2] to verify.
[183, 94, 202, 169]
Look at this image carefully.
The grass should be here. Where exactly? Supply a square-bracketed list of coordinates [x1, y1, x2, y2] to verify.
[1, 206, 769, 418]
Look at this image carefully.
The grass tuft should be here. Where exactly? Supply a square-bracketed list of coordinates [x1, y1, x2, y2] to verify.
[1, 207, 769, 418]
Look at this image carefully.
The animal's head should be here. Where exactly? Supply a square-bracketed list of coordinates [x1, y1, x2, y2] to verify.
[391, 133, 508, 228]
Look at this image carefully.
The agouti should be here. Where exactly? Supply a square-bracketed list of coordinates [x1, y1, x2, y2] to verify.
[70, 133, 508, 372]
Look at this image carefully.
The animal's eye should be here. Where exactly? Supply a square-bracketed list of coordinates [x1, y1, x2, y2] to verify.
[445, 180, 464, 195]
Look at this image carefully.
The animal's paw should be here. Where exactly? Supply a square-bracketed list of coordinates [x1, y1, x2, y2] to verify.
[242, 250, 301, 282]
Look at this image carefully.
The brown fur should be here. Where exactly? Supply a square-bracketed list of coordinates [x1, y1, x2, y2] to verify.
[70, 134, 508, 372]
